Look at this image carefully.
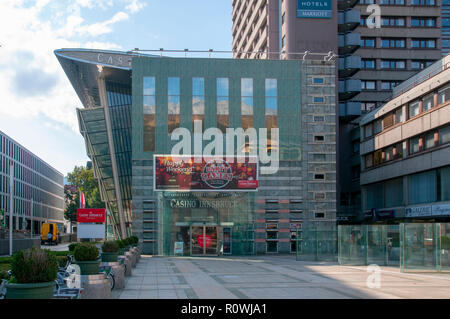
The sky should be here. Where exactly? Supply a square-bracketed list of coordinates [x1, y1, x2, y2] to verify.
[0, 0, 233, 178]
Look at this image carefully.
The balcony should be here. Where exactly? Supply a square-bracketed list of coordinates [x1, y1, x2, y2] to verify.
[338, 55, 361, 78]
[338, 32, 360, 55]
[337, 0, 359, 11]
[338, 9, 360, 33]
[339, 101, 362, 118]
[339, 79, 361, 100]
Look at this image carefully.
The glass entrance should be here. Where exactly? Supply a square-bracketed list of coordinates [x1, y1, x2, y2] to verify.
[190, 225, 219, 256]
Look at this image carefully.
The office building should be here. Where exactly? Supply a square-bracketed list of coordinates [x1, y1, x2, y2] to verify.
[0, 131, 65, 233]
[359, 54, 450, 222]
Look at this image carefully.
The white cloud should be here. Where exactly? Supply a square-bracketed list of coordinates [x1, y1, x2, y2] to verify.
[0, 0, 144, 132]
[125, 0, 146, 13]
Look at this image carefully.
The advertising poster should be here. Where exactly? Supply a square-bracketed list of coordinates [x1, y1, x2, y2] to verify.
[154, 155, 258, 192]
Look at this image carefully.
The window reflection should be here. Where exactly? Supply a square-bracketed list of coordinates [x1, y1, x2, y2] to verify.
[217, 78, 229, 134]
[265, 79, 278, 150]
[143, 76, 155, 152]
[241, 78, 253, 130]
[193, 77, 205, 132]
[168, 77, 180, 134]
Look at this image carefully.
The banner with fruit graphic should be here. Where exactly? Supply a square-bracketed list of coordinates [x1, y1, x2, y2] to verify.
[154, 155, 258, 191]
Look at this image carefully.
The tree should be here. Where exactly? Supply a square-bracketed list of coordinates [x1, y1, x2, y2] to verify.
[65, 166, 105, 222]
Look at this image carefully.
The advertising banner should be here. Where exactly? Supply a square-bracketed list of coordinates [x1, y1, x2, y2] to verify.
[77, 208, 106, 223]
[297, 0, 332, 19]
[154, 155, 258, 192]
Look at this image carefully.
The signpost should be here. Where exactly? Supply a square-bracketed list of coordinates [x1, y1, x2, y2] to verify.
[77, 208, 106, 240]
[9, 164, 14, 256]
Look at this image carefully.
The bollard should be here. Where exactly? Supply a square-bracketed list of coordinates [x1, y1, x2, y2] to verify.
[78, 273, 111, 299]
[100, 261, 125, 289]
[125, 251, 136, 268]
[119, 254, 132, 276]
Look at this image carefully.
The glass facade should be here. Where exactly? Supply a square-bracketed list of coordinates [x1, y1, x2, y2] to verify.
[0, 131, 64, 232]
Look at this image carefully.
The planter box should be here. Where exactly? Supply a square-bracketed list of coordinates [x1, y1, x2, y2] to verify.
[6, 281, 55, 299]
[101, 252, 119, 262]
[75, 260, 100, 275]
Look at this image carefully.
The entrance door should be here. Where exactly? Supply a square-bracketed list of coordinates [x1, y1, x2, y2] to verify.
[190, 225, 218, 256]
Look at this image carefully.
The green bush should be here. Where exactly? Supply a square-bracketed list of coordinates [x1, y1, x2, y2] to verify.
[73, 243, 99, 261]
[56, 256, 69, 267]
[68, 243, 79, 252]
[0, 256, 13, 264]
[116, 239, 125, 249]
[130, 236, 139, 245]
[101, 241, 118, 253]
[10, 248, 58, 284]
[0, 270, 10, 281]
[123, 238, 132, 246]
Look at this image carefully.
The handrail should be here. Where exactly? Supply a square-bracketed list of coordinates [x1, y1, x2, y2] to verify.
[129, 48, 339, 61]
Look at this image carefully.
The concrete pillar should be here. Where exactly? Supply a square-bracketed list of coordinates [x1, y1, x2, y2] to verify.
[79, 274, 111, 299]
[100, 261, 125, 289]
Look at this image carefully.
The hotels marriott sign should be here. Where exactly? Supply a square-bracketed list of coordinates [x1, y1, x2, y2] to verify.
[297, 0, 332, 19]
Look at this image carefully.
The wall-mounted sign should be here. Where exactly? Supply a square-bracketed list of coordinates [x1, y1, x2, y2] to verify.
[77, 208, 106, 223]
[405, 205, 432, 218]
[405, 204, 450, 217]
[432, 203, 450, 216]
[376, 210, 395, 219]
[154, 155, 258, 192]
[297, 0, 332, 19]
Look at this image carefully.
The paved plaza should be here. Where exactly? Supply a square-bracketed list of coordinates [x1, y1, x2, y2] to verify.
[111, 255, 450, 299]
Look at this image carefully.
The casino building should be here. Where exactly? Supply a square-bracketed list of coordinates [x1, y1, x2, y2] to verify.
[55, 49, 337, 255]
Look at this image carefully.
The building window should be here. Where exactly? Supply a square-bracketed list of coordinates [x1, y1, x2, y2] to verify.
[410, 136, 420, 154]
[410, 0, 436, 5]
[265, 78, 278, 133]
[382, 113, 395, 129]
[411, 17, 436, 27]
[361, 59, 375, 69]
[143, 76, 156, 152]
[380, 60, 406, 69]
[381, 38, 405, 48]
[411, 60, 434, 69]
[314, 135, 325, 142]
[314, 212, 325, 218]
[438, 86, 450, 105]
[411, 39, 436, 48]
[374, 119, 382, 135]
[168, 77, 180, 134]
[408, 101, 420, 119]
[313, 77, 324, 84]
[313, 96, 325, 104]
[314, 116, 324, 122]
[364, 123, 373, 138]
[241, 78, 254, 130]
[362, 102, 377, 113]
[439, 125, 450, 145]
[381, 81, 400, 90]
[422, 94, 434, 112]
[361, 37, 376, 48]
[314, 173, 325, 180]
[217, 78, 229, 134]
[361, 80, 376, 90]
[409, 170, 437, 205]
[380, 0, 405, 4]
[193, 77, 205, 132]
[381, 17, 405, 26]
[395, 107, 404, 123]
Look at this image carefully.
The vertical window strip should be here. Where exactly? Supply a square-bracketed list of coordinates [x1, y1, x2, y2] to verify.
[143, 76, 156, 152]
[168, 77, 180, 134]
[241, 78, 254, 130]
[217, 78, 229, 134]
